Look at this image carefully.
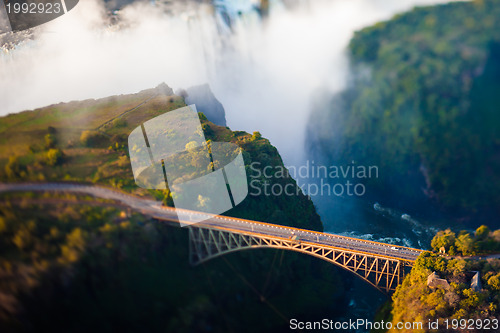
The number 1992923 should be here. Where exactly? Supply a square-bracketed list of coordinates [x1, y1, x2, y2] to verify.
[6, 2, 62, 14]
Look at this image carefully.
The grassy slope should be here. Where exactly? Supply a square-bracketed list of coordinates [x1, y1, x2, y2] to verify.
[0, 83, 321, 231]
[0, 85, 342, 332]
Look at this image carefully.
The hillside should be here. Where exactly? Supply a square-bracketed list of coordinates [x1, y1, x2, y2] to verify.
[0, 85, 344, 332]
[0, 83, 321, 231]
[308, 0, 500, 220]
[382, 226, 500, 333]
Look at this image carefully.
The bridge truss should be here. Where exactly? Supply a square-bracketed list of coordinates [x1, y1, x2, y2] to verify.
[189, 225, 414, 293]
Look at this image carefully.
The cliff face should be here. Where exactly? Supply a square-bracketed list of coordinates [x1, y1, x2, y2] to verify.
[184, 84, 227, 127]
[307, 0, 500, 220]
[0, 82, 320, 231]
[0, 85, 343, 332]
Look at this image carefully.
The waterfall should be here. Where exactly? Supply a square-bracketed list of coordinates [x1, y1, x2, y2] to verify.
[0, 0, 454, 168]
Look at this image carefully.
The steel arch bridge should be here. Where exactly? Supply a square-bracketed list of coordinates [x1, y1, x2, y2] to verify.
[0, 182, 422, 294]
[189, 225, 415, 294]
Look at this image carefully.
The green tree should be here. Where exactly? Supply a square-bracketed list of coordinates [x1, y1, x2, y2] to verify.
[12, 225, 34, 250]
[44, 133, 56, 149]
[202, 123, 214, 137]
[80, 130, 104, 147]
[447, 259, 466, 275]
[252, 131, 262, 140]
[493, 229, 500, 242]
[4, 156, 26, 179]
[431, 229, 456, 252]
[487, 273, 500, 291]
[59, 228, 86, 264]
[45, 148, 64, 166]
[475, 225, 490, 240]
[455, 233, 475, 256]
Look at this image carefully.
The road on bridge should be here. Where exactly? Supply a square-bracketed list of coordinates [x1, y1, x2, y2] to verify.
[0, 183, 423, 262]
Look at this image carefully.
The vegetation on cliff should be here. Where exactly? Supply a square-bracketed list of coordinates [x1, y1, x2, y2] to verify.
[384, 226, 500, 332]
[310, 0, 500, 216]
[0, 84, 320, 231]
[0, 85, 342, 332]
[431, 225, 500, 256]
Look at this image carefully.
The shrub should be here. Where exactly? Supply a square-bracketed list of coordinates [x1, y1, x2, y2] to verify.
[431, 229, 456, 253]
[45, 148, 64, 166]
[202, 123, 214, 137]
[80, 130, 105, 147]
[113, 117, 127, 128]
[4, 156, 26, 179]
[455, 233, 475, 256]
[44, 133, 56, 149]
[487, 273, 500, 291]
[475, 225, 490, 240]
[251, 131, 262, 140]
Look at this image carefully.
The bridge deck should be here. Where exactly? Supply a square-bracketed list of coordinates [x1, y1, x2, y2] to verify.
[0, 182, 423, 262]
[1, 182, 425, 293]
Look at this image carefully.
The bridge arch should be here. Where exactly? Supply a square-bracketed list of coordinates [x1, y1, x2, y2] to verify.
[189, 226, 413, 293]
